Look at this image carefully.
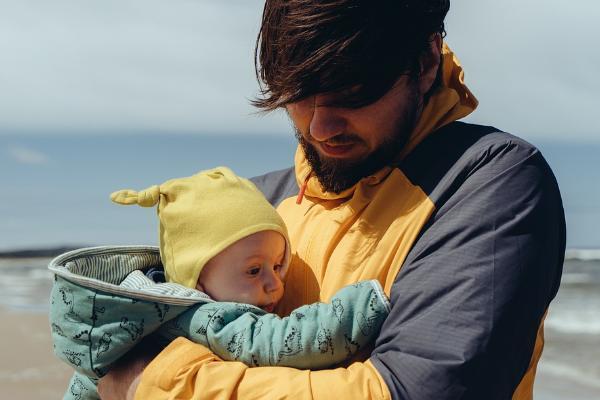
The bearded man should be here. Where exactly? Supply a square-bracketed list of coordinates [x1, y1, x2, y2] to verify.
[99, 1, 565, 399]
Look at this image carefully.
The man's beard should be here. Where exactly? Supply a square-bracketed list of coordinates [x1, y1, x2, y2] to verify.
[295, 94, 420, 194]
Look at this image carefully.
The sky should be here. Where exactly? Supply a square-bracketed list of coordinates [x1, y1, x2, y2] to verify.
[0, 0, 598, 141]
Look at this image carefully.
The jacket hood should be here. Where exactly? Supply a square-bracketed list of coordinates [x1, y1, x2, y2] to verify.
[294, 43, 478, 201]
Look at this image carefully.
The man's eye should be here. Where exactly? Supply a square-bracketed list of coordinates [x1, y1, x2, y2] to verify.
[340, 85, 362, 96]
[248, 267, 261, 276]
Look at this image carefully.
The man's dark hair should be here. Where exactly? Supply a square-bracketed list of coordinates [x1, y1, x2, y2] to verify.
[253, 0, 450, 110]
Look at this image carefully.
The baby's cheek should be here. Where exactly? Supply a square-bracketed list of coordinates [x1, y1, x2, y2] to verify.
[231, 286, 263, 306]
[207, 282, 253, 304]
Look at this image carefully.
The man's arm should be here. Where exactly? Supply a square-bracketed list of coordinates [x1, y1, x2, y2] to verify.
[134, 338, 391, 399]
[98, 336, 165, 400]
[370, 133, 565, 399]
[99, 339, 390, 399]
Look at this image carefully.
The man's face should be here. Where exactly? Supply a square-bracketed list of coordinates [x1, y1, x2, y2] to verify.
[286, 75, 421, 193]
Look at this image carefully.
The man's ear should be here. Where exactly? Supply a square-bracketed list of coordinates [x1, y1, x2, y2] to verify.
[418, 34, 443, 95]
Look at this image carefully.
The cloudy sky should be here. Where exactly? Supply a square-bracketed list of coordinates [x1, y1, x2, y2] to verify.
[0, 0, 598, 141]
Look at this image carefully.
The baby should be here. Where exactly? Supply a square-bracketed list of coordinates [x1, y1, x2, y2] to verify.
[110, 166, 291, 314]
[50, 167, 389, 400]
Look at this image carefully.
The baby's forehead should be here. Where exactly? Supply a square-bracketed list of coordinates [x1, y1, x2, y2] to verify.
[242, 243, 286, 260]
[210, 230, 287, 267]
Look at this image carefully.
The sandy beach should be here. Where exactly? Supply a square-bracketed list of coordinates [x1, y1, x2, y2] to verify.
[534, 328, 600, 400]
[0, 308, 73, 399]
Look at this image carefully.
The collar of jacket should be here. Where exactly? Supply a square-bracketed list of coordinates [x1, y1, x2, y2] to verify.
[294, 42, 479, 201]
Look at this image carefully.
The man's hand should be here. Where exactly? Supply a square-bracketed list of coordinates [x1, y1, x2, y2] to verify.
[98, 336, 164, 400]
[97, 355, 148, 400]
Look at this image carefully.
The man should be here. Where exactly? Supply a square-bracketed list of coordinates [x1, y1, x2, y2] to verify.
[99, 1, 565, 398]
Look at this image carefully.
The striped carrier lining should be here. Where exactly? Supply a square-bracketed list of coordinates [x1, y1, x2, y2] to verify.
[48, 246, 213, 306]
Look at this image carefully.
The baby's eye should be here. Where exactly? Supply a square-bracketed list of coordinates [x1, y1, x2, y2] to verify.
[248, 266, 261, 276]
[273, 264, 283, 272]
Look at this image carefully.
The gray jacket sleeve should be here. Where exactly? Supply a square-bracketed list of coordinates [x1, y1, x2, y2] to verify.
[370, 130, 565, 399]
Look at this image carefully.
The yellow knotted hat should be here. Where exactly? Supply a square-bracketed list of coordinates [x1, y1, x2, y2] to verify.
[111, 167, 290, 289]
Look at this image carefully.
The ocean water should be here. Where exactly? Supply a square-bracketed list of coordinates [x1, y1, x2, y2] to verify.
[1, 134, 599, 250]
[546, 251, 600, 335]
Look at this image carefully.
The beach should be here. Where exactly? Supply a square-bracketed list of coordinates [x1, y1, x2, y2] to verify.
[0, 308, 72, 399]
[1, 255, 599, 399]
[0, 257, 73, 399]
[536, 329, 600, 399]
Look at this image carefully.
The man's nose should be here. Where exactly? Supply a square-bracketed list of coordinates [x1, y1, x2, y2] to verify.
[309, 97, 347, 142]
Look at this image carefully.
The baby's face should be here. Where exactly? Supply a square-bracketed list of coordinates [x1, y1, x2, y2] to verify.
[196, 230, 286, 312]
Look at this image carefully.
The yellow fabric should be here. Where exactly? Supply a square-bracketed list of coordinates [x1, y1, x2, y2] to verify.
[277, 170, 435, 309]
[136, 43, 496, 399]
[399, 42, 479, 159]
[136, 337, 391, 400]
[111, 185, 161, 207]
[111, 166, 290, 288]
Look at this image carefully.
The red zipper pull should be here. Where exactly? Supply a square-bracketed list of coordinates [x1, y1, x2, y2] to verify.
[296, 173, 310, 205]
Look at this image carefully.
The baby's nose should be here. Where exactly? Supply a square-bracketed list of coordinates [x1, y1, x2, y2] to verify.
[265, 270, 283, 292]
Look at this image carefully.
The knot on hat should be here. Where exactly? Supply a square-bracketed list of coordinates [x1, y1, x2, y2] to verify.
[110, 185, 161, 207]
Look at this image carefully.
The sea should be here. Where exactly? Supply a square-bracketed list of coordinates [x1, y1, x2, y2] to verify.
[1, 134, 599, 397]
